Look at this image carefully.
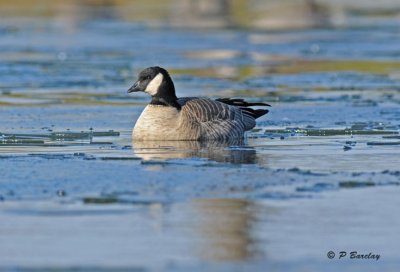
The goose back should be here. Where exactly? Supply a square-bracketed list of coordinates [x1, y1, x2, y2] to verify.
[178, 98, 256, 140]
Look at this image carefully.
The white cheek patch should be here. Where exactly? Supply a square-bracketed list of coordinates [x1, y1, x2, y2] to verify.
[145, 73, 163, 96]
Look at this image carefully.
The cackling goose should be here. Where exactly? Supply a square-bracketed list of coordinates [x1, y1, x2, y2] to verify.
[128, 66, 270, 141]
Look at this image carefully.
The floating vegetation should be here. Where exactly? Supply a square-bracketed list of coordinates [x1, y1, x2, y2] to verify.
[264, 128, 399, 137]
[286, 168, 327, 176]
[0, 138, 44, 145]
[28, 154, 72, 159]
[383, 136, 400, 139]
[50, 130, 119, 140]
[83, 196, 119, 204]
[83, 194, 166, 205]
[100, 156, 141, 160]
[90, 141, 113, 145]
[343, 145, 352, 151]
[0, 130, 120, 146]
[296, 182, 336, 192]
[255, 191, 311, 200]
[297, 179, 398, 192]
[345, 141, 357, 146]
[350, 123, 368, 130]
[91, 131, 120, 137]
[339, 181, 376, 188]
[367, 141, 400, 146]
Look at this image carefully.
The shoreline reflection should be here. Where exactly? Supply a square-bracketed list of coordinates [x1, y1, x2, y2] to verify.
[188, 198, 264, 261]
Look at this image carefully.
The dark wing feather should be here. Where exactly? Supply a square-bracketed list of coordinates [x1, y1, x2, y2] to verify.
[216, 98, 270, 119]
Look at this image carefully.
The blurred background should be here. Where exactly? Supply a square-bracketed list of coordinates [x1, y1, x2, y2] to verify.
[1, 0, 399, 104]
[1, 0, 400, 29]
[1, 1, 400, 271]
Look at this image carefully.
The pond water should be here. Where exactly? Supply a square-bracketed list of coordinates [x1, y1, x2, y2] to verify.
[0, 1, 399, 271]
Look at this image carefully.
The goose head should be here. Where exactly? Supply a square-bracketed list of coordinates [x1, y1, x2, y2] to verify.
[128, 66, 179, 107]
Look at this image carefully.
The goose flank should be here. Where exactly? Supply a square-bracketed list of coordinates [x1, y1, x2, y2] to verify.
[128, 66, 270, 141]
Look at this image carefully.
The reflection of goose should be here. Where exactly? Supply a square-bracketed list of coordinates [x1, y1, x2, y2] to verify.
[132, 139, 257, 164]
[127, 67, 269, 141]
[190, 198, 258, 261]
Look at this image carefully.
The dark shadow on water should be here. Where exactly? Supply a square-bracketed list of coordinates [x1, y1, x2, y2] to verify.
[132, 139, 259, 164]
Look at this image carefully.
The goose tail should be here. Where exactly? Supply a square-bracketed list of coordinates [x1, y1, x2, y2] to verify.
[216, 98, 270, 119]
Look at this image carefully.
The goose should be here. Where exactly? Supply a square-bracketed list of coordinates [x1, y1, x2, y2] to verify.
[128, 66, 270, 141]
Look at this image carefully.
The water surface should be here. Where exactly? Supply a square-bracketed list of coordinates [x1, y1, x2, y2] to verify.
[0, 1, 400, 271]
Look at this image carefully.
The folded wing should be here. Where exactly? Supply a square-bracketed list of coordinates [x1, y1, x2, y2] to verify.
[178, 97, 269, 140]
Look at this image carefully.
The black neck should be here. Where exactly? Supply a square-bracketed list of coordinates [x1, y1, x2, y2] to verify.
[149, 72, 181, 110]
[150, 97, 181, 110]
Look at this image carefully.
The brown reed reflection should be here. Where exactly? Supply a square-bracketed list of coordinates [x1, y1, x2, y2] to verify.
[189, 198, 261, 261]
[0, 0, 372, 30]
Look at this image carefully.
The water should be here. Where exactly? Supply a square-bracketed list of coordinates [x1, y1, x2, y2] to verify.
[0, 1, 400, 271]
